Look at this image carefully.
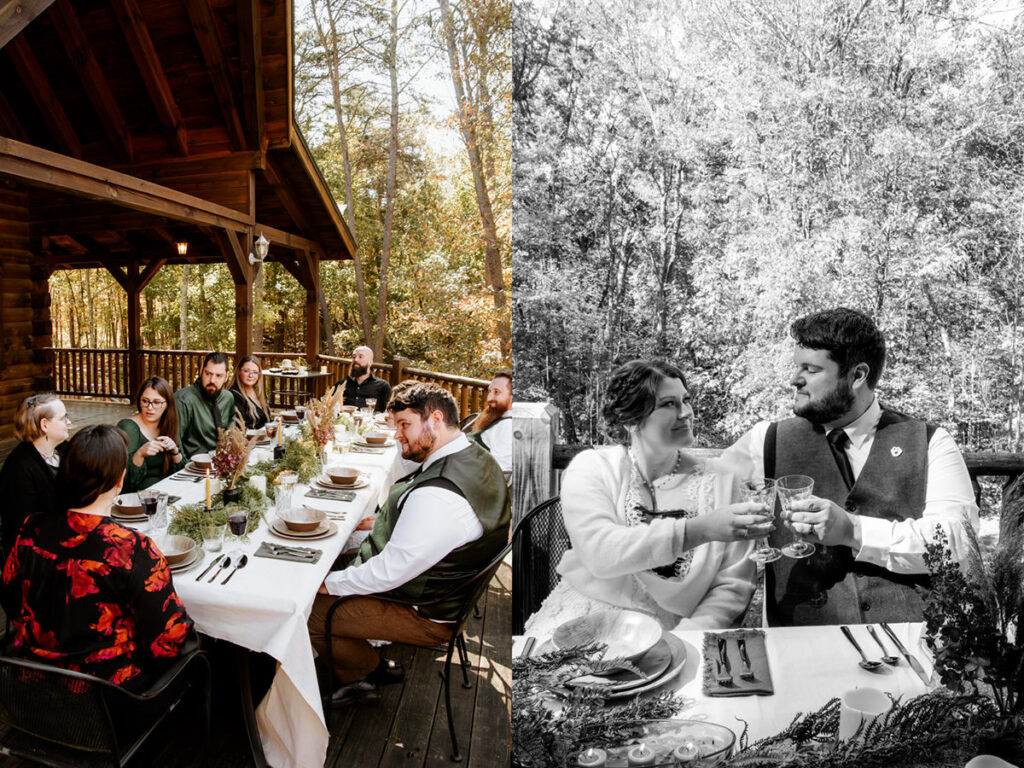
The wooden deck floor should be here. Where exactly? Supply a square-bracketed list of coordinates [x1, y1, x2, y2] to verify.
[0, 560, 511, 768]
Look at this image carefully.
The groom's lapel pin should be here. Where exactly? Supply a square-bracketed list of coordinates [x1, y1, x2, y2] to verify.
[890, 446, 903, 457]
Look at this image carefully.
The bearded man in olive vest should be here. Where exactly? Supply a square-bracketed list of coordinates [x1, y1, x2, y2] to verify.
[308, 382, 510, 706]
[721, 308, 978, 626]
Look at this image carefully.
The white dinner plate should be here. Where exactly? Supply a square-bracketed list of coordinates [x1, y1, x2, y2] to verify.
[316, 475, 369, 491]
[270, 518, 339, 541]
[169, 548, 204, 573]
[355, 438, 394, 448]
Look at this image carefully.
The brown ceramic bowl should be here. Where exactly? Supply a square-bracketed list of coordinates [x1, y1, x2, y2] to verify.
[280, 507, 326, 533]
[192, 453, 212, 470]
[364, 432, 388, 445]
[113, 493, 143, 516]
[325, 466, 360, 486]
[160, 535, 196, 566]
[342, 405, 357, 413]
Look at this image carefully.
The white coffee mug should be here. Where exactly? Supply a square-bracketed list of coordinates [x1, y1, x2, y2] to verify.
[838, 687, 892, 740]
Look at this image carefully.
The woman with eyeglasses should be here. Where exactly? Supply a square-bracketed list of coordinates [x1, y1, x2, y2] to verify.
[116, 376, 184, 492]
[0, 393, 70, 562]
[228, 355, 271, 430]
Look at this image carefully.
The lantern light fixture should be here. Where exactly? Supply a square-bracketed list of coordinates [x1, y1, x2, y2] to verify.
[176, 241, 188, 256]
[250, 232, 270, 264]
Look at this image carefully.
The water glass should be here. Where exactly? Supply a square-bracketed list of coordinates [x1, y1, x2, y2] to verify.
[777, 474, 816, 558]
[365, 397, 377, 415]
[276, 472, 297, 516]
[740, 478, 780, 564]
[201, 519, 227, 553]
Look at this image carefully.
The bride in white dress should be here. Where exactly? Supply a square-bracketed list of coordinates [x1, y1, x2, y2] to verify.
[527, 359, 771, 635]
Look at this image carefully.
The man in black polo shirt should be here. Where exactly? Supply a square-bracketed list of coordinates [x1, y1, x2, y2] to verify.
[332, 346, 391, 412]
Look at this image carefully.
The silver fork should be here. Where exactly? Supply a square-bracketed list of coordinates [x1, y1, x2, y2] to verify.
[715, 637, 733, 686]
[737, 638, 756, 680]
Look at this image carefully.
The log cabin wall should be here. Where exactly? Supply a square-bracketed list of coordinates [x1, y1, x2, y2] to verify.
[0, 181, 52, 439]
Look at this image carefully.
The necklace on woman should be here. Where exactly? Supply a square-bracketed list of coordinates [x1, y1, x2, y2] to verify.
[629, 447, 683, 517]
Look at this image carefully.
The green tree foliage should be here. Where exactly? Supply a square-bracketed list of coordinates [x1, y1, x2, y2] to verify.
[514, 0, 1024, 448]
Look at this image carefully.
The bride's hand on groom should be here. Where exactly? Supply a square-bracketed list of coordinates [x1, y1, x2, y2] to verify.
[782, 496, 856, 548]
[688, 502, 774, 547]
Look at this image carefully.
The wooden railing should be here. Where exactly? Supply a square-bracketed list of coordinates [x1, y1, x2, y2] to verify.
[48, 348, 489, 419]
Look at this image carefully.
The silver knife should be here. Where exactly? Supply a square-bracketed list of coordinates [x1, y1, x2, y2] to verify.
[195, 553, 224, 581]
[879, 623, 930, 685]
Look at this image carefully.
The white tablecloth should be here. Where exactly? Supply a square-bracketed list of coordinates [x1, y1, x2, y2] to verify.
[145, 434, 408, 768]
[514, 622, 935, 745]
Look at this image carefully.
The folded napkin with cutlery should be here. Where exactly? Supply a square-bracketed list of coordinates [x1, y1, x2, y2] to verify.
[254, 542, 323, 564]
[350, 445, 385, 455]
[169, 474, 203, 482]
[702, 629, 773, 696]
[305, 488, 356, 502]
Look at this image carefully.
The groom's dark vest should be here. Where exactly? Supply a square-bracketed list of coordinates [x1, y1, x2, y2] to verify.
[764, 408, 935, 626]
[353, 441, 510, 620]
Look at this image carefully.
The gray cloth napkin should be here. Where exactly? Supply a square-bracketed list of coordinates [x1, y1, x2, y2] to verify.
[305, 488, 356, 502]
[254, 542, 322, 564]
[702, 629, 774, 696]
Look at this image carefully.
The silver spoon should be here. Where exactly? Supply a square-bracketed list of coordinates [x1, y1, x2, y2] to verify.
[866, 625, 900, 665]
[222, 554, 248, 584]
[207, 555, 232, 583]
[840, 625, 883, 671]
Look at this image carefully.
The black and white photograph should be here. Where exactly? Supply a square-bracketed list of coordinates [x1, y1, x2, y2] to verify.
[511, 1, 1024, 766]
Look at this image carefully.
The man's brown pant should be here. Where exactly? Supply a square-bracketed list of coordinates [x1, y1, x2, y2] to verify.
[308, 594, 453, 684]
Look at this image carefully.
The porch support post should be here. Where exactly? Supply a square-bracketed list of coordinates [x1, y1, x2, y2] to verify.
[215, 228, 253, 360]
[301, 248, 319, 366]
[126, 266, 141, 397]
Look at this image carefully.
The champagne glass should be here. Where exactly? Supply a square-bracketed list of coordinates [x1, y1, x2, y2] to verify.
[740, 478, 781, 564]
[777, 474, 816, 559]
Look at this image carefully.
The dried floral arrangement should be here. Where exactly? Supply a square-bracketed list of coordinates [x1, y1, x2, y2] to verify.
[212, 414, 257, 489]
[304, 384, 344, 450]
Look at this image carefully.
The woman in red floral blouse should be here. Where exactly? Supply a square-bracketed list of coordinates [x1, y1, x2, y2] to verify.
[2, 424, 197, 691]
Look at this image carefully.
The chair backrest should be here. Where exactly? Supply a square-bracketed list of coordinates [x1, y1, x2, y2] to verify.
[511, 496, 569, 634]
[0, 656, 122, 760]
[447, 537, 514, 635]
[459, 413, 480, 432]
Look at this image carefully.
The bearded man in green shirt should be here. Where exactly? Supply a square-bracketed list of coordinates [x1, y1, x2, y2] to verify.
[174, 352, 236, 459]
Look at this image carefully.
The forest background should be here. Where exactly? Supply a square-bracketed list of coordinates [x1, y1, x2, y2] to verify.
[513, 0, 1024, 451]
[50, 0, 510, 379]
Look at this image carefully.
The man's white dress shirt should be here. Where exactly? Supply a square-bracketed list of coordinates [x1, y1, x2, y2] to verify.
[480, 415, 513, 474]
[324, 434, 484, 597]
[719, 397, 979, 573]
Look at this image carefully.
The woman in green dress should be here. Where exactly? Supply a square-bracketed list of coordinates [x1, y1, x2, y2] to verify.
[116, 376, 185, 491]
[229, 355, 272, 430]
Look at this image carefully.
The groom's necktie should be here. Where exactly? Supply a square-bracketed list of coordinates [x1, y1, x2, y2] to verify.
[826, 428, 855, 490]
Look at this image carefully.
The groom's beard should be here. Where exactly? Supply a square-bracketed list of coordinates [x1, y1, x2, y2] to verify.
[793, 378, 856, 425]
[471, 404, 508, 431]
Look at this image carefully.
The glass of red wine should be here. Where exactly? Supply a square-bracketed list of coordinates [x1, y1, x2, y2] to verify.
[225, 505, 249, 544]
[139, 489, 160, 531]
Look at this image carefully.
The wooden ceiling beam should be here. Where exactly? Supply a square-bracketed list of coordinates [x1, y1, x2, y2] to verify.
[275, 251, 306, 288]
[211, 227, 250, 284]
[264, 156, 312, 235]
[288, 138, 355, 257]
[237, 0, 264, 151]
[109, 0, 188, 156]
[2, 136, 252, 232]
[255, 222, 320, 254]
[184, 0, 246, 151]
[104, 263, 131, 291]
[50, 0, 133, 163]
[111, 150, 265, 179]
[138, 257, 166, 290]
[0, 0, 57, 50]
[7, 35, 82, 158]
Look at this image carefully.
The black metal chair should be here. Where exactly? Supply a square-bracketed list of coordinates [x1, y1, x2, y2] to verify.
[512, 496, 570, 635]
[459, 413, 480, 432]
[323, 534, 518, 762]
[0, 648, 210, 768]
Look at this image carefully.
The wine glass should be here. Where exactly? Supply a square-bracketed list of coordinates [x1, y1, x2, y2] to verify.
[777, 474, 816, 559]
[740, 478, 781, 564]
[139, 489, 160, 532]
[225, 504, 249, 544]
[295, 402, 306, 423]
[365, 397, 377, 417]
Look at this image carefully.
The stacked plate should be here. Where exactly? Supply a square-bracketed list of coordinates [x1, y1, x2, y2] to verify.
[551, 610, 687, 699]
[269, 517, 338, 541]
[181, 461, 210, 476]
[315, 474, 369, 491]
[169, 548, 204, 573]
[354, 437, 394, 448]
[111, 493, 147, 523]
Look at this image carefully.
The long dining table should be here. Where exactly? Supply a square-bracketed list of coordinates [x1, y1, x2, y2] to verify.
[140, 427, 415, 768]
[514, 621, 935, 750]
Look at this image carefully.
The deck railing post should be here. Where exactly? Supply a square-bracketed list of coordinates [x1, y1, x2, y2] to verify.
[391, 356, 409, 386]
